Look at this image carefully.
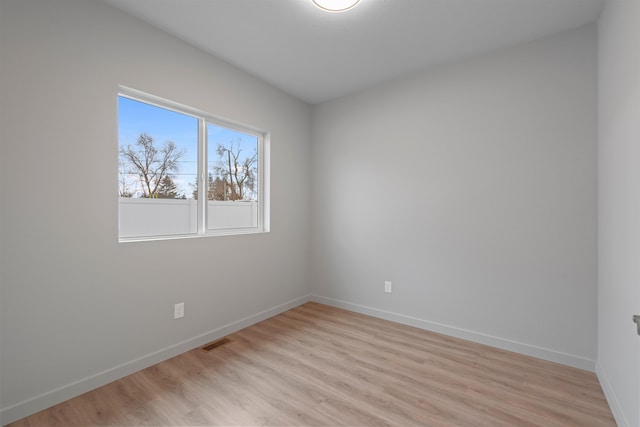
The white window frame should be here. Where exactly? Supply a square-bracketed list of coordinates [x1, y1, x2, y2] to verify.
[118, 86, 270, 242]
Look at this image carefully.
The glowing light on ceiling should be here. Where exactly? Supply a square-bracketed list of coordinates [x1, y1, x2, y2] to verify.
[312, 0, 361, 13]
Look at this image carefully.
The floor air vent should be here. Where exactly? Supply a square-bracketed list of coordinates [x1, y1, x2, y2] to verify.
[202, 338, 231, 351]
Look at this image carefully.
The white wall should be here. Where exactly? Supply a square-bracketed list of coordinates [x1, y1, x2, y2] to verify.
[597, 1, 640, 426]
[311, 25, 598, 370]
[0, 0, 311, 424]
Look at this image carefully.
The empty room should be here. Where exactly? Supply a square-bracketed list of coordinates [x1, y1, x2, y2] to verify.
[0, 0, 638, 426]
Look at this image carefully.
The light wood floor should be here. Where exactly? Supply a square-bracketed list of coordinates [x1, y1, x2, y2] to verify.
[8, 302, 616, 426]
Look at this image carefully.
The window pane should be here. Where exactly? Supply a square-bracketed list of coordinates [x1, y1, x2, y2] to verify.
[206, 123, 259, 230]
[118, 96, 198, 238]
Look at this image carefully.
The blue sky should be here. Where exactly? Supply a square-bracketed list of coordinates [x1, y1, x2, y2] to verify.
[118, 96, 257, 198]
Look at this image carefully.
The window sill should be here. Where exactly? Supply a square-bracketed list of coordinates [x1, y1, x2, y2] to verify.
[118, 227, 269, 243]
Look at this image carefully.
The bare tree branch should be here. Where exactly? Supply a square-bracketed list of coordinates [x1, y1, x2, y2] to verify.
[119, 133, 185, 198]
[213, 140, 257, 201]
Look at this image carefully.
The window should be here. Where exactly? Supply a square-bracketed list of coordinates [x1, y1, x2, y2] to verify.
[118, 87, 268, 241]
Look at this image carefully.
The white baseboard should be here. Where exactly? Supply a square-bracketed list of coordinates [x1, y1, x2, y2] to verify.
[596, 361, 630, 427]
[0, 295, 311, 426]
[310, 295, 596, 372]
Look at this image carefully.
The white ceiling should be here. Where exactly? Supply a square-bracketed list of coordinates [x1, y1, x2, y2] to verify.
[103, 0, 604, 104]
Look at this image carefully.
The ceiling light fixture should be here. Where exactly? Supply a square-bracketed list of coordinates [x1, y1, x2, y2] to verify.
[312, 0, 361, 13]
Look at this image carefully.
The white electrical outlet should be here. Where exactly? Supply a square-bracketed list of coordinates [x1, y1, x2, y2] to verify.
[174, 302, 184, 319]
[384, 281, 392, 293]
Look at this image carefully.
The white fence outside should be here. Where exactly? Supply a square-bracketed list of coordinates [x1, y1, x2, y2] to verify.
[119, 198, 257, 238]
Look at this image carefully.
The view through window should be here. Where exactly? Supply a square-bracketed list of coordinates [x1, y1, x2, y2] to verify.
[118, 89, 266, 240]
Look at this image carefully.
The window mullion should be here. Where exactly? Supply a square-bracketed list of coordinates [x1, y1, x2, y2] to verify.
[197, 118, 207, 234]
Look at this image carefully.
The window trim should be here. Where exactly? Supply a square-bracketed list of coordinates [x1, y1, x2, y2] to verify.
[118, 86, 270, 242]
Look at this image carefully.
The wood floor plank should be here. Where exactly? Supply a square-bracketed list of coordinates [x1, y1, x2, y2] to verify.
[6, 302, 616, 427]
